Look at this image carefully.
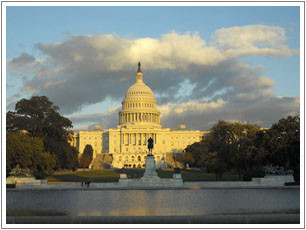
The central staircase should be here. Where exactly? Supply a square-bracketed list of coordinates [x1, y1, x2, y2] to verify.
[90, 154, 112, 170]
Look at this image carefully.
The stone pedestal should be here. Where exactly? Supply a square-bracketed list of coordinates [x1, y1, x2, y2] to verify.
[118, 155, 183, 187]
[173, 173, 183, 186]
[142, 155, 159, 179]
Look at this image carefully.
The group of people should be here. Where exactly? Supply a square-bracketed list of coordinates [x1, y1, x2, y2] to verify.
[81, 178, 93, 187]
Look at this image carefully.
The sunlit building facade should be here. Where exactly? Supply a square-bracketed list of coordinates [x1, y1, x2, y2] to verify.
[71, 63, 208, 168]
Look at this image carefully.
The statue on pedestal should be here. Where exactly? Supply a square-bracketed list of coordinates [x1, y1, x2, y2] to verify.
[147, 137, 154, 156]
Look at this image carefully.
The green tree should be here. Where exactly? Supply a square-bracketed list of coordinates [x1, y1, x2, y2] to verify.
[180, 141, 208, 168]
[79, 145, 93, 168]
[6, 132, 56, 178]
[202, 151, 227, 180]
[206, 121, 241, 178]
[262, 116, 300, 181]
[6, 96, 78, 170]
[231, 124, 264, 180]
[199, 121, 265, 180]
[177, 152, 195, 168]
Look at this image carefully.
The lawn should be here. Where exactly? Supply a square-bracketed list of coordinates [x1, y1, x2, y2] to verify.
[46, 169, 240, 183]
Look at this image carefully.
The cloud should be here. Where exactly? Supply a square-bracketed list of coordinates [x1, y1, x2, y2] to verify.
[7, 25, 299, 130]
[8, 52, 36, 69]
[213, 25, 299, 57]
[159, 100, 226, 118]
[68, 105, 120, 129]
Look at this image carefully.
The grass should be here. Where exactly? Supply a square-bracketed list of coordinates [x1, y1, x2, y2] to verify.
[46, 169, 241, 183]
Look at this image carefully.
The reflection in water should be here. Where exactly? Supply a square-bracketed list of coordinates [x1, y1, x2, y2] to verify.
[78, 210, 103, 216]
[7, 189, 299, 216]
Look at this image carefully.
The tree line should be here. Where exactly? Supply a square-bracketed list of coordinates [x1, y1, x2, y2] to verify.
[6, 96, 300, 182]
[177, 116, 300, 181]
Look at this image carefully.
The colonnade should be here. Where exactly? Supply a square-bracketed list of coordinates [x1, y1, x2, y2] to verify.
[121, 133, 157, 146]
[119, 112, 160, 124]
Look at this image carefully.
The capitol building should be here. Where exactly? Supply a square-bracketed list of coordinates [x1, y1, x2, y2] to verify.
[70, 63, 208, 168]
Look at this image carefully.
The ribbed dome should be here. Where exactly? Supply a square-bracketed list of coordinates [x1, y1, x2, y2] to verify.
[118, 62, 161, 128]
[125, 81, 154, 99]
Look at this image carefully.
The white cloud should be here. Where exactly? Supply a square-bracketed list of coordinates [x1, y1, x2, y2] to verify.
[159, 100, 226, 118]
[213, 25, 298, 57]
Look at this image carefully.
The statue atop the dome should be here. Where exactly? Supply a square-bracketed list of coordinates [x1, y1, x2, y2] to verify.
[137, 62, 142, 73]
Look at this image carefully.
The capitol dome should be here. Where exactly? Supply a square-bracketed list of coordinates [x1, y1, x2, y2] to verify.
[118, 63, 161, 128]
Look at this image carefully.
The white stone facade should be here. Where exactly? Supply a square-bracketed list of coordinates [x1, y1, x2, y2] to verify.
[71, 63, 208, 168]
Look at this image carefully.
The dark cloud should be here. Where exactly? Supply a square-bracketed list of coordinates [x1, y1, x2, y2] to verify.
[69, 106, 120, 129]
[8, 52, 35, 69]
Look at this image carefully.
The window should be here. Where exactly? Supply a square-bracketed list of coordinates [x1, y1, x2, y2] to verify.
[138, 156, 141, 161]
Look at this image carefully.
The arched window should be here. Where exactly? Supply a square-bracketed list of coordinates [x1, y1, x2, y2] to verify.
[138, 156, 141, 161]
[131, 156, 135, 161]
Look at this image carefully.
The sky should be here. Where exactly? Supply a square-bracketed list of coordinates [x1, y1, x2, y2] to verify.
[5, 4, 301, 131]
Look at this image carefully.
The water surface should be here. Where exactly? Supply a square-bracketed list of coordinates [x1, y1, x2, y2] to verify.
[7, 188, 299, 216]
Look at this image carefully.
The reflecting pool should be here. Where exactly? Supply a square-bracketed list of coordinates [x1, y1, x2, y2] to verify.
[7, 188, 299, 216]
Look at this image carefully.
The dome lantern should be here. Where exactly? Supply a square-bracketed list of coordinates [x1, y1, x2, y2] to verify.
[136, 62, 143, 83]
